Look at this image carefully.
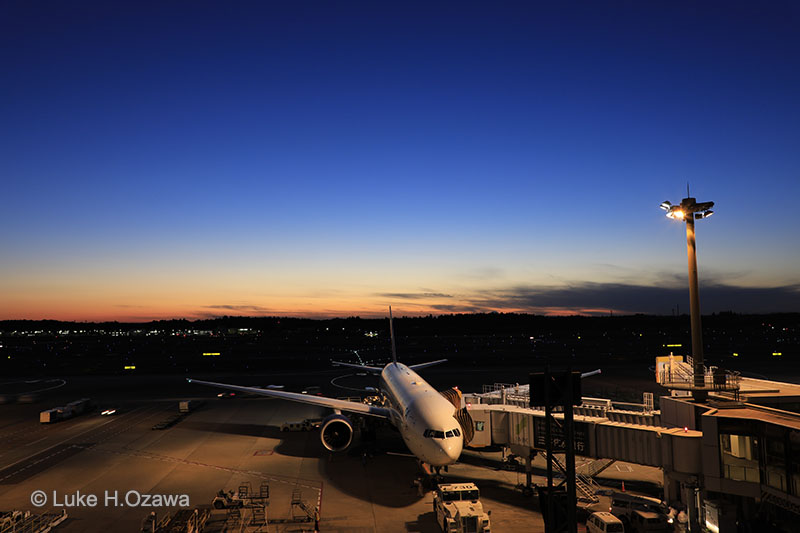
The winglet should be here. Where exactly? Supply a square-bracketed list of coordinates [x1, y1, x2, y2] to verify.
[389, 306, 398, 366]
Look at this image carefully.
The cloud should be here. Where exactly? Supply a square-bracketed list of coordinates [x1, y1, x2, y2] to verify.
[429, 303, 486, 313]
[461, 282, 800, 315]
[205, 304, 273, 312]
[378, 292, 453, 300]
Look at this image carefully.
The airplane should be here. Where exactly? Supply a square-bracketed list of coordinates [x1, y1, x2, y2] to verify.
[189, 308, 600, 472]
[189, 308, 467, 470]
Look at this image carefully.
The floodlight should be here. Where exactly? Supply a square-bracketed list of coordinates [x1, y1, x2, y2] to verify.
[659, 191, 715, 401]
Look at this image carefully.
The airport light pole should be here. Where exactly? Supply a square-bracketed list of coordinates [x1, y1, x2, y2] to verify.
[660, 195, 714, 401]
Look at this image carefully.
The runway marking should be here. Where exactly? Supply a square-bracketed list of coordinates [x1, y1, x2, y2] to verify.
[0, 405, 164, 482]
[253, 449, 274, 456]
[330, 373, 371, 392]
[0, 444, 84, 484]
[25, 436, 48, 446]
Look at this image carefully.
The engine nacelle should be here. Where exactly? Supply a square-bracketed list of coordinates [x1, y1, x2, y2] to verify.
[320, 413, 354, 452]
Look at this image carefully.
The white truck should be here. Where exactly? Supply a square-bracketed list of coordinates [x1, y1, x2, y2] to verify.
[433, 482, 491, 533]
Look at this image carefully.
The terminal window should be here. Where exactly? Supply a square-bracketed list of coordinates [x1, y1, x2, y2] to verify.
[720, 433, 760, 483]
[764, 437, 786, 492]
[790, 430, 800, 496]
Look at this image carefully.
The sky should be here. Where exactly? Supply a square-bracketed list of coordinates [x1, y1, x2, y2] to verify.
[1, 1, 799, 321]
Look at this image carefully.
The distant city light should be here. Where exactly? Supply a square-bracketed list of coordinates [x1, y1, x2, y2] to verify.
[202, 352, 221, 356]
[773, 352, 782, 357]
[124, 365, 136, 370]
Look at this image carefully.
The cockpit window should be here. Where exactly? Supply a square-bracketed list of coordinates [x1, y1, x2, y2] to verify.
[425, 428, 462, 439]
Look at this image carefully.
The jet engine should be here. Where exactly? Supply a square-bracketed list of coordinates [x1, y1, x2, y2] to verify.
[319, 413, 354, 452]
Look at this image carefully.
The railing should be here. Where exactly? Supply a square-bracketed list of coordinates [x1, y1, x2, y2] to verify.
[548, 453, 600, 504]
[482, 383, 517, 394]
[657, 360, 741, 392]
[579, 458, 617, 478]
[0, 510, 67, 533]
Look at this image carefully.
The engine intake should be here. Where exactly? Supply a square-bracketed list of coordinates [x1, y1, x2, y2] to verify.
[320, 413, 353, 452]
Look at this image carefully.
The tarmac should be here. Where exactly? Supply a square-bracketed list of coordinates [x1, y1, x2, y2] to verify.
[0, 372, 663, 532]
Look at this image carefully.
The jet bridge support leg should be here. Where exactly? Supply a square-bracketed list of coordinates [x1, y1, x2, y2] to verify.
[525, 452, 533, 492]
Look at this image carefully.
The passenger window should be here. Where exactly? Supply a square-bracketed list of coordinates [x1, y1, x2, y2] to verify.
[453, 428, 461, 437]
[475, 421, 485, 431]
[445, 430, 454, 438]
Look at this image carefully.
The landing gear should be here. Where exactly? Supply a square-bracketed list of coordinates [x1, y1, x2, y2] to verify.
[415, 461, 444, 494]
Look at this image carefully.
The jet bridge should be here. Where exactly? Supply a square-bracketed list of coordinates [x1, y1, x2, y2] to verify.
[463, 384, 703, 511]
[464, 401, 702, 474]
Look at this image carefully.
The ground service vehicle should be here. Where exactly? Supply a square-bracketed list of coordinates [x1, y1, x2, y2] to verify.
[628, 510, 673, 533]
[433, 483, 491, 533]
[587, 511, 625, 533]
[211, 490, 244, 509]
[610, 492, 667, 523]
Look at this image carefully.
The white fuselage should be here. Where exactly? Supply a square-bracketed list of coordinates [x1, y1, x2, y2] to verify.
[379, 362, 463, 466]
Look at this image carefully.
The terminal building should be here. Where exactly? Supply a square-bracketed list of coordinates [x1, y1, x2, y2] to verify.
[463, 355, 800, 532]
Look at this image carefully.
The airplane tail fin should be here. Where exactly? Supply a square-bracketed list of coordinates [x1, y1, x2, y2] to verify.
[389, 306, 398, 365]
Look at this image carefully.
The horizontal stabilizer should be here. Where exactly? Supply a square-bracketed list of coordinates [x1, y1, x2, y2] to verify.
[409, 359, 448, 371]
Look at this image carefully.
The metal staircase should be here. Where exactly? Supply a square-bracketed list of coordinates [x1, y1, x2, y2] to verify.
[579, 458, 617, 478]
[540, 451, 600, 504]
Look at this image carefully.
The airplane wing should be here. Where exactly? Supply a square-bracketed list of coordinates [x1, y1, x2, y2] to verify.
[331, 361, 383, 373]
[408, 359, 448, 371]
[187, 378, 392, 418]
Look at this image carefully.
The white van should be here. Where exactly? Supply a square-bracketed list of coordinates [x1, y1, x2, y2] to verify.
[587, 512, 625, 533]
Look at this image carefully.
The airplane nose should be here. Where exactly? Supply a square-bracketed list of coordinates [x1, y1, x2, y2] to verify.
[438, 438, 462, 465]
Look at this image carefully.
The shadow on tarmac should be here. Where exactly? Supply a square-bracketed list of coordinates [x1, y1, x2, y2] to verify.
[179, 419, 322, 458]
[406, 511, 440, 533]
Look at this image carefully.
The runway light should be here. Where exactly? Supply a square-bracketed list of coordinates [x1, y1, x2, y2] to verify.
[733, 353, 739, 357]
[773, 352, 782, 357]
[124, 365, 136, 370]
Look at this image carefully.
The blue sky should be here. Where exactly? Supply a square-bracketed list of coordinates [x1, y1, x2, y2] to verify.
[1, 1, 798, 320]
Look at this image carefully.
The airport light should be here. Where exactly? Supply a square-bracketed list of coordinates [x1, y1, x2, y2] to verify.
[661, 192, 714, 401]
